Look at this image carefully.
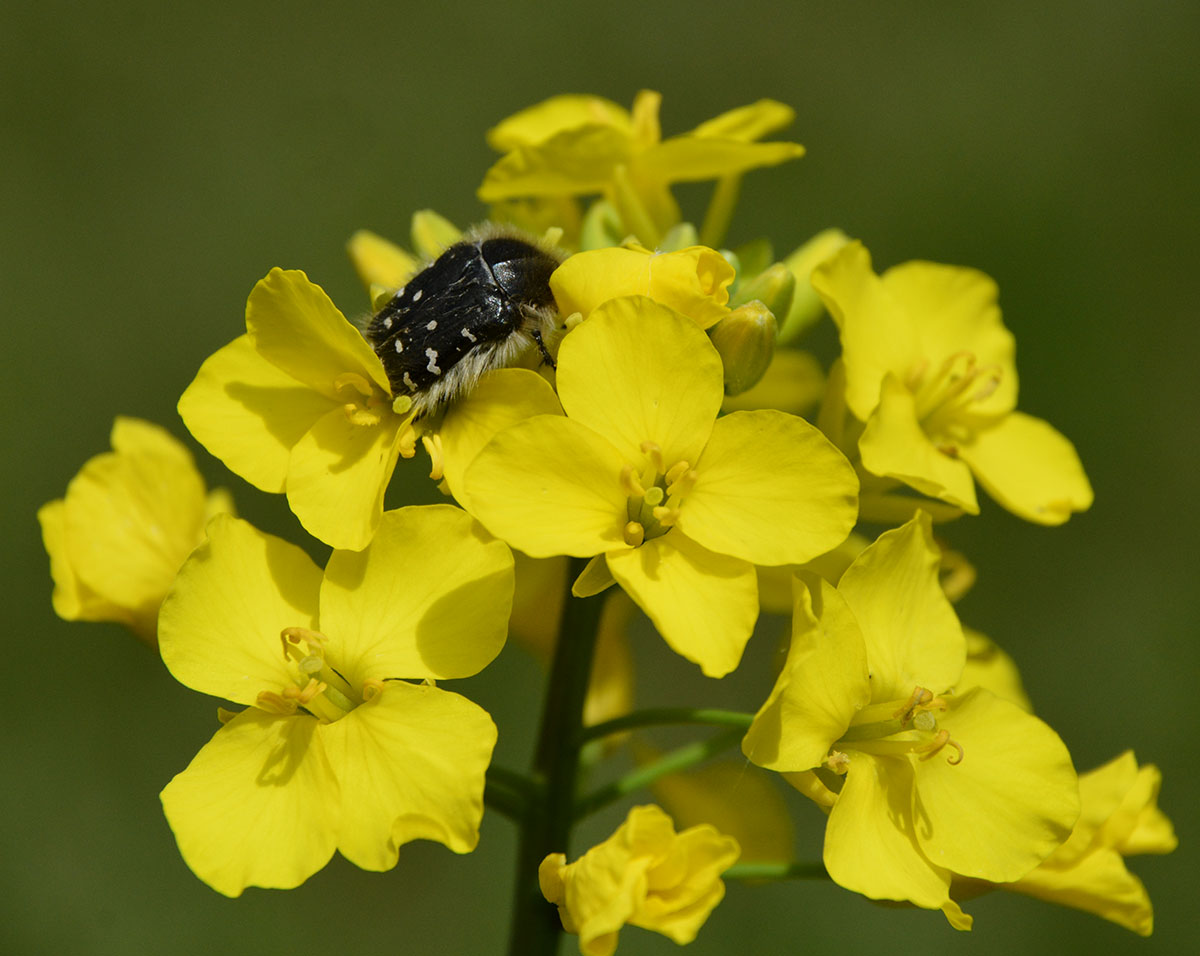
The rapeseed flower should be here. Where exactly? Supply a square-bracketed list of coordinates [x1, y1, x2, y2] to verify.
[158, 505, 512, 896]
[178, 268, 414, 550]
[38, 417, 232, 645]
[963, 751, 1176, 935]
[743, 513, 1079, 927]
[463, 296, 858, 677]
[539, 804, 740, 956]
[813, 241, 1093, 524]
[479, 91, 804, 246]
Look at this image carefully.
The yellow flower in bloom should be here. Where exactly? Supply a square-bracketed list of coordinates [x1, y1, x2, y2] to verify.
[38, 417, 232, 645]
[962, 751, 1176, 935]
[812, 241, 1093, 525]
[549, 243, 735, 330]
[479, 91, 804, 244]
[158, 506, 512, 896]
[742, 513, 1079, 928]
[178, 268, 413, 550]
[538, 804, 740, 956]
[463, 296, 859, 677]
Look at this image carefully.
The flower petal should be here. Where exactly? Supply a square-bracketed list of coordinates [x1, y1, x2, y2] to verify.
[39, 499, 138, 629]
[688, 99, 796, 141]
[556, 296, 723, 465]
[437, 368, 563, 507]
[320, 681, 496, 869]
[858, 374, 980, 513]
[478, 124, 634, 201]
[320, 505, 513, 682]
[681, 409, 858, 566]
[246, 268, 391, 399]
[743, 575, 870, 771]
[811, 241, 921, 420]
[837, 513, 965, 701]
[914, 688, 1079, 882]
[486, 94, 631, 150]
[881, 259, 1017, 417]
[550, 246, 734, 329]
[824, 752, 953, 909]
[178, 334, 336, 493]
[61, 428, 206, 619]
[158, 514, 321, 703]
[958, 411, 1093, 525]
[160, 708, 339, 897]
[606, 533, 757, 678]
[465, 416, 629, 558]
[285, 406, 404, 550]
[346, 229, 418, 294]
[638, 138, 805, 182]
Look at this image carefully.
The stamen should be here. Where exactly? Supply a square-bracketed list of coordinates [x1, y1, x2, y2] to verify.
[623, 521, 646, 547]
[333, 372, 373, 400]
[651, 506, 680, 527]
[639, 441, 665, 474]
[892, 686, 934, 726]
[620, 464, 646, 496]
[917, 729, 965, 765]
[255, 690, 298, 715]
[824, 751, 850, 775]
[663, 460, 691, 486]
[423, 433, 445, 481]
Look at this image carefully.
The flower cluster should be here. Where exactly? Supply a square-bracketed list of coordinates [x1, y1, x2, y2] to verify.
[40, 90, 1173, 953]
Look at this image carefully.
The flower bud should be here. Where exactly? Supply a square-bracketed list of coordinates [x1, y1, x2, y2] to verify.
[709, 300, 778, 395]
[731, 261, 796, 318]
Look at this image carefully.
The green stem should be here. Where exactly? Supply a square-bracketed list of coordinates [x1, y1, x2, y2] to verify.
[506, 558, 606, 956]
[725, 861, 828, 882]
[484, 766, 538, 822]
[574, 727, 745, 819]
[579, 707, 753, 744]
[700, 174, 742, 249]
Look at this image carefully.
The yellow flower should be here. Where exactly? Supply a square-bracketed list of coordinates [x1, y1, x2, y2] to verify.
[38, 417, 232, 645]
[479, 91, 804, 245]
[157, 505, 512, 896]
[539, 804, 740, 956]
[742, 513, 1080, 927]
[549, 243, 735, 329]
[178, 268, 413, 550]
[813, 240, 1093, 525]
[977, 751, 1177, 935]
[462, 296, 859, 677]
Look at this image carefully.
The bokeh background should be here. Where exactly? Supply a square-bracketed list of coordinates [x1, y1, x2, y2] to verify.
[4, 2, 1195, 954]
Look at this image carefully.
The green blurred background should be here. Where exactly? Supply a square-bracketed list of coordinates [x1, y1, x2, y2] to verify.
[4, 1, 1195, 953]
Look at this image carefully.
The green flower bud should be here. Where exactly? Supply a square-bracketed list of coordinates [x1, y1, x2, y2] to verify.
[709, 300, 778, 396]
[731, 261, 795, 319]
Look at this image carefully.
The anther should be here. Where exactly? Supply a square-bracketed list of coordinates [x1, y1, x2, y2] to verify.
[423, 433, 445, 481]
[666, 468, 698, 499]
[623, 521, 646, 547]
[664, 460, 691, 486]
[824, 751, 851, 775]
[620, 464, 646, 496]
[651, 506, 680, 527]
[892, 686, 934, 725]
[917, 729, 965, 765]
[639, 441, 666, 474]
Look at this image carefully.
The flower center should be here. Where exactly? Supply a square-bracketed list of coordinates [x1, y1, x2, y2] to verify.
[333, 372, 390, 427]
[618, 441, 698, 547]
[254, 626, 367, 723]
[829, 685, 965, 767]
[905, 352, 1002, 449]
